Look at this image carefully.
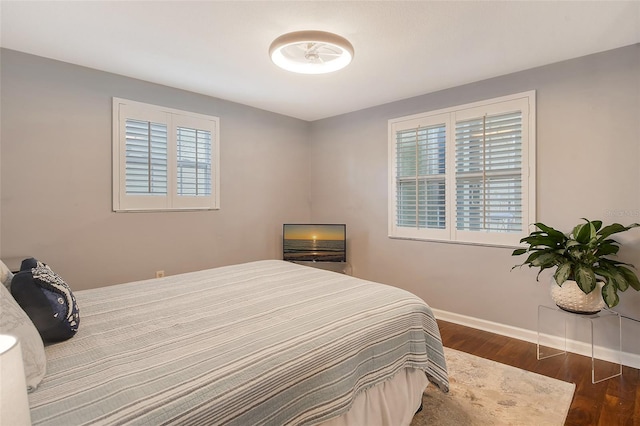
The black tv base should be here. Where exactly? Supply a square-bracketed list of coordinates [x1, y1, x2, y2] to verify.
[289, 260, 351, 275]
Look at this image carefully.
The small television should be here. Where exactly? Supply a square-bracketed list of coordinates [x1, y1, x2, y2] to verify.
[283, 224, 346, 263]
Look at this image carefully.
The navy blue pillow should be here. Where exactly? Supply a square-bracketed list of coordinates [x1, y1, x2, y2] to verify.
[11, 258, 80, 342]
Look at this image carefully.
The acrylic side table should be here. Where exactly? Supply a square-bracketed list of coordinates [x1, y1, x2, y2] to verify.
[537, 305, 622, 384]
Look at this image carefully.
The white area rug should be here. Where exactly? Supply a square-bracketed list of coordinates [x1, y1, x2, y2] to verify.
[411, 348, 575, 425]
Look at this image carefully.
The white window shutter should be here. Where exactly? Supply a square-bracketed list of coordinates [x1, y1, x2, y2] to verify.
[125, 119, 168, 195]
[170, 113, 218, 210]
[455, 111, 523, 233]
[113, 98, 220, 212]
[395, 125, 446, 230]
[176, 127, 212, 196]
[388, 91, 535, 246]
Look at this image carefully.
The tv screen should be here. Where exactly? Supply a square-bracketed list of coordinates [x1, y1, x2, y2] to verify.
[283, 224, 346, 262]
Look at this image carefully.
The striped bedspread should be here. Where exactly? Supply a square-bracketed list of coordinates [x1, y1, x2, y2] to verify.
[29, 260, 449, 425]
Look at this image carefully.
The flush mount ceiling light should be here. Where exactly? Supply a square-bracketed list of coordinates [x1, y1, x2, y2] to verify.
[269, 30, 354, 74]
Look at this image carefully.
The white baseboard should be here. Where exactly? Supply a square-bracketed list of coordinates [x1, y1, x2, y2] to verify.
[432, 308, 640, 370]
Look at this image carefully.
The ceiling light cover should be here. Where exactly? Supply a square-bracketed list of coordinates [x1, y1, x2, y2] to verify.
[269, 31, 354, 74]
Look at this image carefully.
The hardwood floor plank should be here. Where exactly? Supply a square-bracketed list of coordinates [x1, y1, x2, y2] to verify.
[599, 394, 633, 426]
[633, 384, 640, 426]
[437, 320, 639, 425]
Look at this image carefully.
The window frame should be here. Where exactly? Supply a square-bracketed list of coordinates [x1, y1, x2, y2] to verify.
[112, 98, 220, 212]
[388, 91, 536, 247]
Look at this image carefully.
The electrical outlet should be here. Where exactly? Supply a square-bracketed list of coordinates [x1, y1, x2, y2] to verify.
[156, 270, 165, 278]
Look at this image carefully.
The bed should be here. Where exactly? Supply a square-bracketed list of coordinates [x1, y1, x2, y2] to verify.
[25, 259, 449, 425]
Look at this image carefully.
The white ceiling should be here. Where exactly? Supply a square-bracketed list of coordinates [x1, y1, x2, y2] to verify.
[1, 1, 639, 121]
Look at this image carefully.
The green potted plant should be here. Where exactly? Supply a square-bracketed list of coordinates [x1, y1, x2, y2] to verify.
[512, 218, 640, 312]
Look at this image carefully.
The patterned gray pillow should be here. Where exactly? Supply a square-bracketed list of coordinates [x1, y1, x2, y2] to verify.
[0, 283, 47, 392]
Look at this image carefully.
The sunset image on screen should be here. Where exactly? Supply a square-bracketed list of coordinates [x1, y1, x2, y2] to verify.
[283, 224, 346, 262]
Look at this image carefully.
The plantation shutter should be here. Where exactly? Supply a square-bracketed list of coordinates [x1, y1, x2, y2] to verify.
[395, 124, 446, 229]
[114, 98, 220, 212]
[455, 111, 523, 233]
[176, 127, 212, 196]
[389, 91, 534, 245]
[125, 119, 168, 195]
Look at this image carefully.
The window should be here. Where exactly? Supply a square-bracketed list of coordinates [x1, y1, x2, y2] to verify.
[388, 91, 536, 246]
[112, 98, 220, 211]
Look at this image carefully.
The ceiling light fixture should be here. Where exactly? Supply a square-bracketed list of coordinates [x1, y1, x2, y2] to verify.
[269, 30, 354, 74]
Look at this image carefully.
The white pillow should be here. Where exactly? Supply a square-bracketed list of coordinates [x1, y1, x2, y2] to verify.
[0, 260, 14, 289]
[0, 283, 46, 392]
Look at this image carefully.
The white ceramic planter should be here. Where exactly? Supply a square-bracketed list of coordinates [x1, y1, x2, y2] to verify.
[550, 279, 605, 314]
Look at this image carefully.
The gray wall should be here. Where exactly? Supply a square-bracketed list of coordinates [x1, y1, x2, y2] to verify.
[309, 44, 640, 351]
[2, 44, 640, 355]
[0, 49, 311, 289]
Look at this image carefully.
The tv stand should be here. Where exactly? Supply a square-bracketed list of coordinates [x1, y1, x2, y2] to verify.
[291, 261, 351, 275]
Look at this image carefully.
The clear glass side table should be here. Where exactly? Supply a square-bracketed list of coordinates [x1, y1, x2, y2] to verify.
[537, 305, 622, 384]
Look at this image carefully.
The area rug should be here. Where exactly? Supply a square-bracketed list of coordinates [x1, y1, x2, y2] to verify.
[411, 348, 575, 425]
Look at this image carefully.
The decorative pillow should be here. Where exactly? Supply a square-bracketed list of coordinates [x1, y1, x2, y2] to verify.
[0, 283, 47, 392]
[11, 258, 80, 342]
[0, 259, 14, 290]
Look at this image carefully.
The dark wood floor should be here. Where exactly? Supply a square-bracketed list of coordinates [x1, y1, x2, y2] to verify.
[438, 320, 640, 425]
